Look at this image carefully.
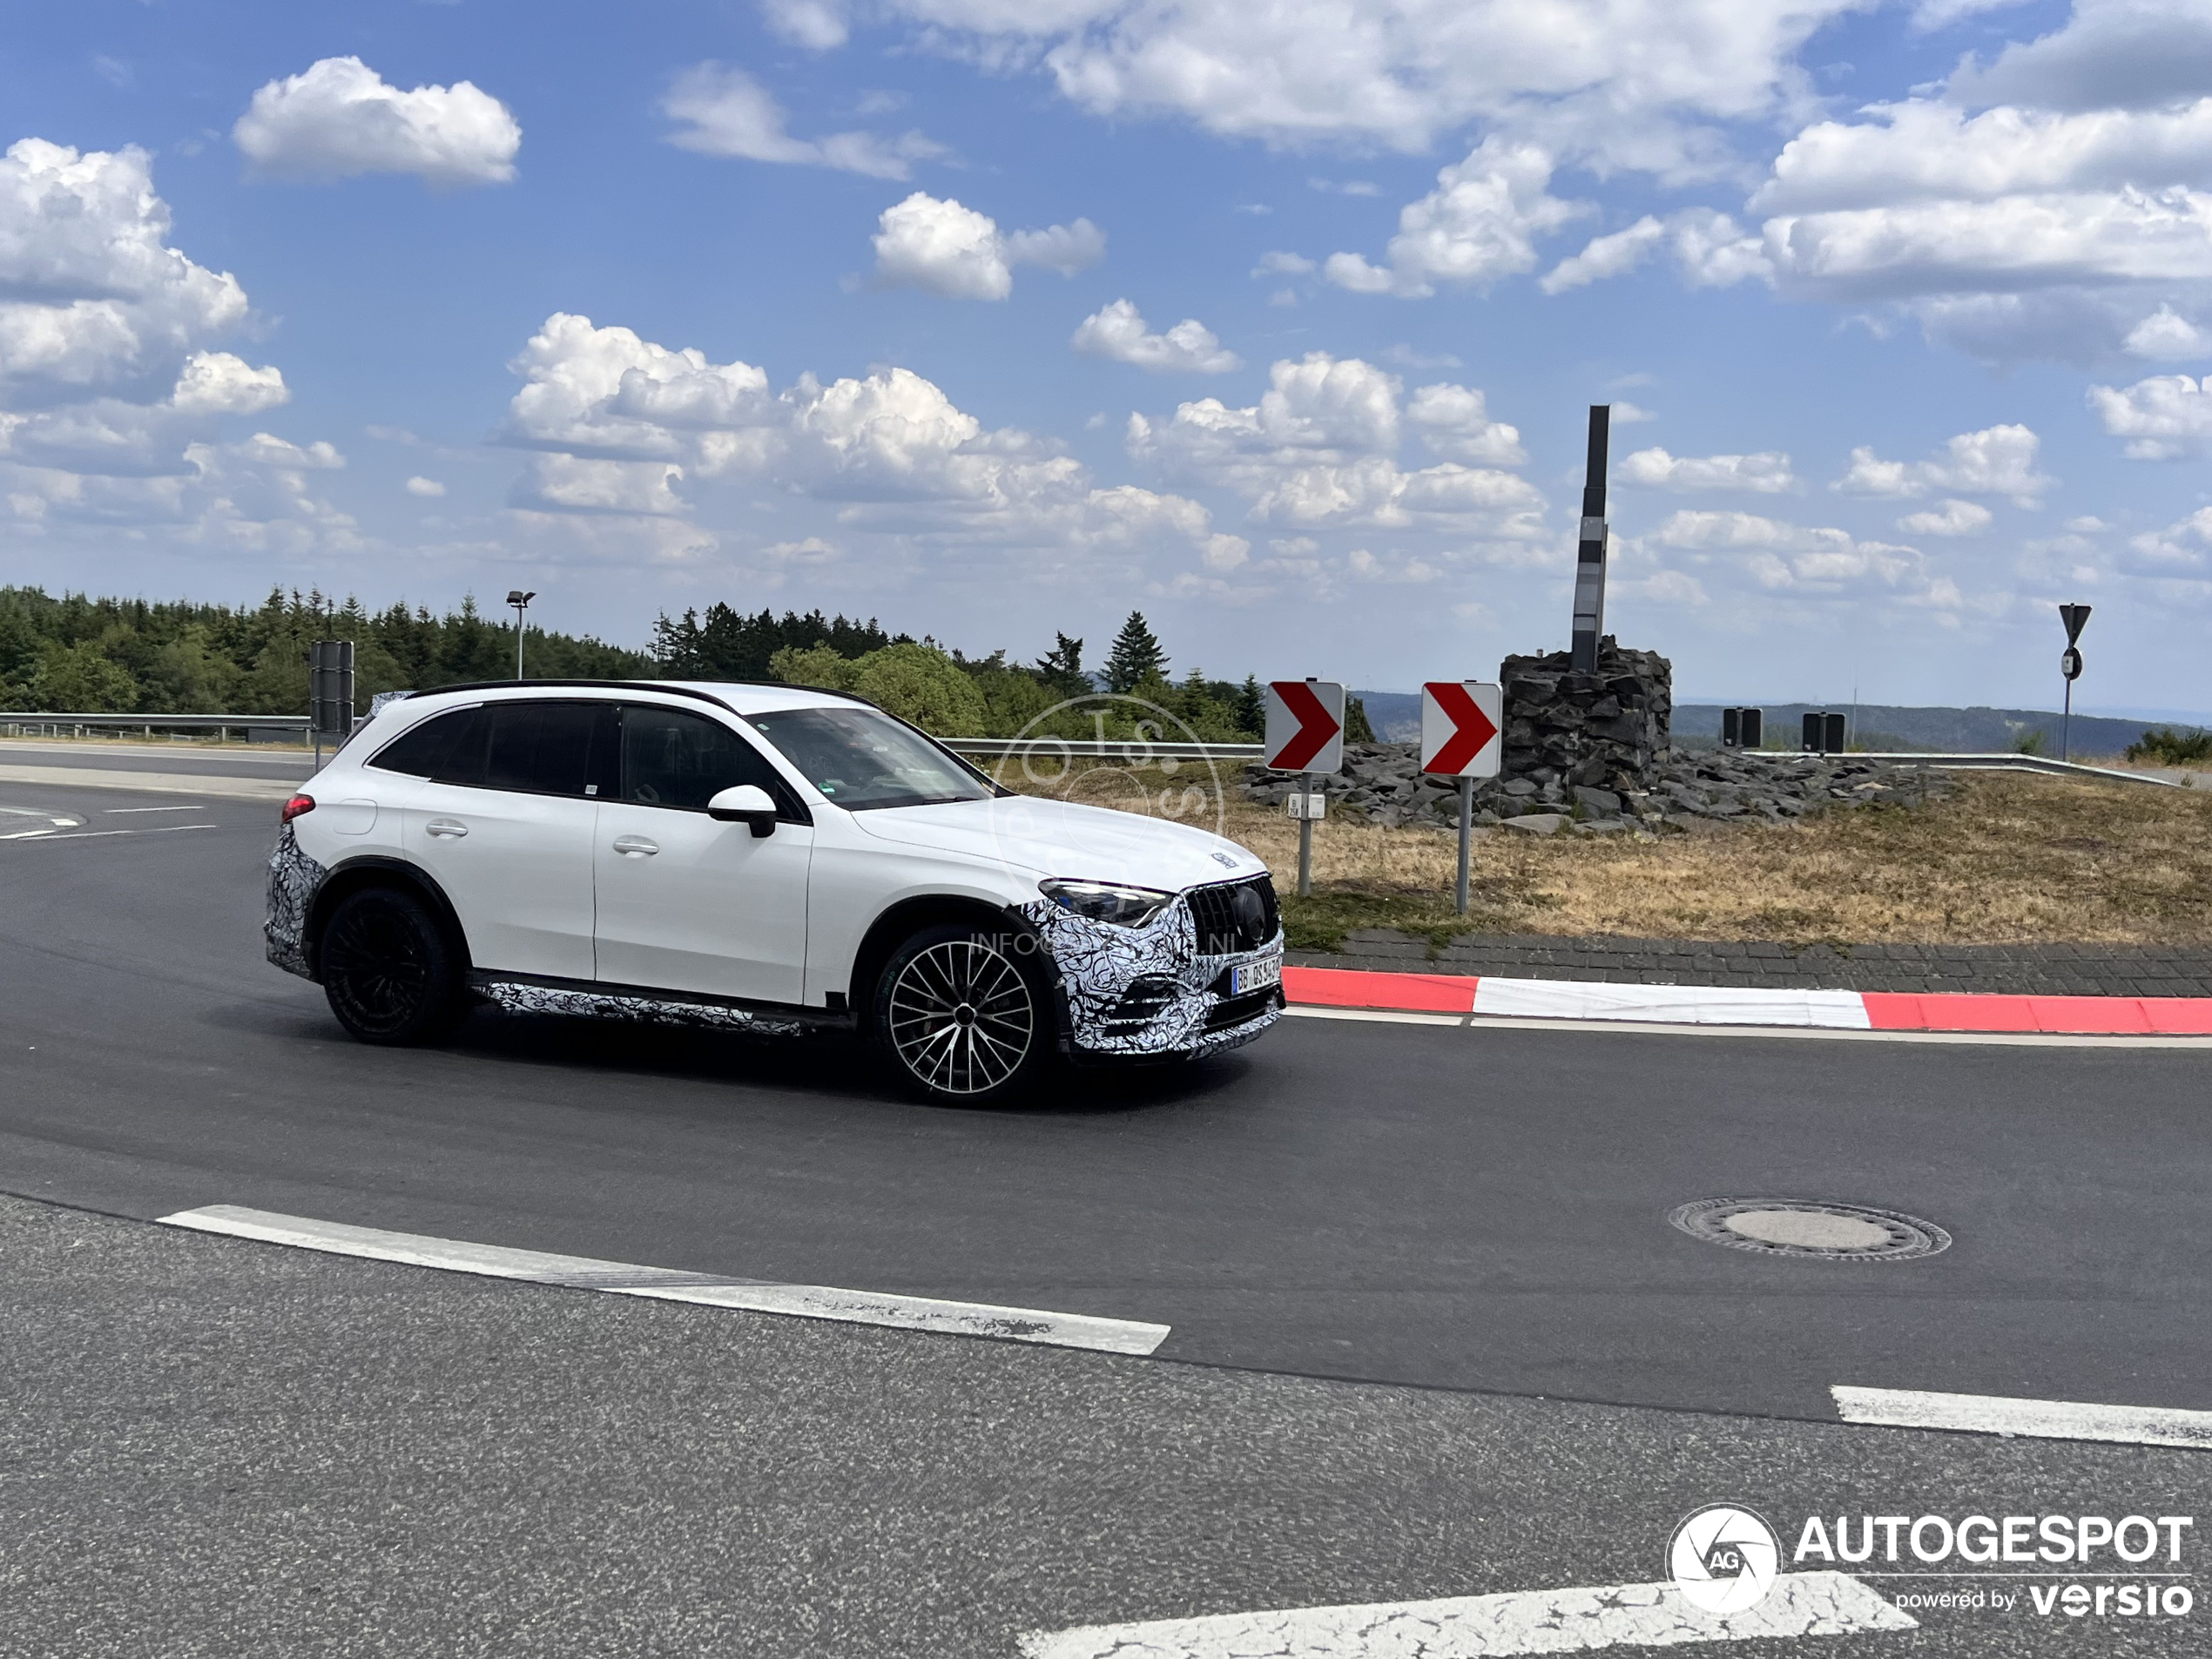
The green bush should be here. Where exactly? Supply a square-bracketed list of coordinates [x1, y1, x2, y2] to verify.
[2126, 725, 2212, 765]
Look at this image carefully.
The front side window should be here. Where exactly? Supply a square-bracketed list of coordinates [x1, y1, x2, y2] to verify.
[745, 706, 993, 812]
[621, 705, 786, 811]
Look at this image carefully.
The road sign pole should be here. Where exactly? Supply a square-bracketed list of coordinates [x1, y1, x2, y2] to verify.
[2063, 678, 2072, 764]
[1298, 772, 1314, 897]
[1455, 775, 1473, 915]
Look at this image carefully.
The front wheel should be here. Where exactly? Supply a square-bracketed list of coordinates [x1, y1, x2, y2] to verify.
[872, 924, 1053, 1104]
[320, 887, 466, 1046]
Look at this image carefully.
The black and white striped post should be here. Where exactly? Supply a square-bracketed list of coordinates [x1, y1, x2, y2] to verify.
[1570, 405, 1611, 675]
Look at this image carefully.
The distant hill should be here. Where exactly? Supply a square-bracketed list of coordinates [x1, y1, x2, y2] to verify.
[1351, 690, 2206, 758]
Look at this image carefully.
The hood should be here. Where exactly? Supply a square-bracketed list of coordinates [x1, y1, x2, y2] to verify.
[848, 794, 1264, 894]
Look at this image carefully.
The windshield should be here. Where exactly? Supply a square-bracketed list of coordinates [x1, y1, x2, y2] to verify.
[745, 706, 994, 812]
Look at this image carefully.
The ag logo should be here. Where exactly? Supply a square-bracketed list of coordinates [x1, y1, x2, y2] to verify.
[1669, 1505, 1781, 1615]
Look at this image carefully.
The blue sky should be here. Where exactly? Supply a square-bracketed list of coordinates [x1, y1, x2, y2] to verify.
[6, 0, 2212, 711]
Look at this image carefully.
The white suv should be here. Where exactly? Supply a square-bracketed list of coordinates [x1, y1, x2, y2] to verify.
[266, 679, 1285, 1102]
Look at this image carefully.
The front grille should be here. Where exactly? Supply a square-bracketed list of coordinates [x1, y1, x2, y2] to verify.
[1099, 975, 1180, 1037]
[1205, 986, 1282, 1031]
[1186, 875, 1279, 955]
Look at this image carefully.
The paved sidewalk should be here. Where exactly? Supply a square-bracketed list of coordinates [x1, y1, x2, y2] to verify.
[1290, 928, 2212, 997]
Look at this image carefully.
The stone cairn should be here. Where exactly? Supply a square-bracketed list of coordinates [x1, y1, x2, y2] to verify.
[1500, 636, 1670, 792]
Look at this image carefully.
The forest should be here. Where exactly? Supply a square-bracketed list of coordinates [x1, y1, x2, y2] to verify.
[0, 587, 1377, 741]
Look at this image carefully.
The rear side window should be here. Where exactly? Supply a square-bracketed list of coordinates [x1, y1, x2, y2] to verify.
[368, 706, 481, 779]
[482, 702, 615, 797]
[622, 705, 787, 812]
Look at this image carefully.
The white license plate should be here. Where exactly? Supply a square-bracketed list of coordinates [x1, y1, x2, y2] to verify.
[1231, 954, 1282, 995]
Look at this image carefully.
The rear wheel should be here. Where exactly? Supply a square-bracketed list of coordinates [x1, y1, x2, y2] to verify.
[873, 924, 1052, 1104]
[320, 887, 466, 1046]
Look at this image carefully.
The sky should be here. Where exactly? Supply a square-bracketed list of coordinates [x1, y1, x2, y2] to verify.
[5, 0, 2212, 711]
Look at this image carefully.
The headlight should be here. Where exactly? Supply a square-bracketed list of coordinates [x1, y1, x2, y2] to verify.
[1040, 878, 1175, 927]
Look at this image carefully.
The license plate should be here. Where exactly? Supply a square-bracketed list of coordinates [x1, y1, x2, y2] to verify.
[1231, 954, 1282, 995]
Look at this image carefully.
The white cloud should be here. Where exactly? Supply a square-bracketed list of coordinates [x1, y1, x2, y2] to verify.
[871, 192, 1104, 300]
[1911, 0, 2035, 30]
[0, 140, 347, 549]
[170, 351, 287, 415]
[1127, 351, 1543, 531]
[1324, 139, 1589, 298]
[2125, 303, 2212, 360]
[501, 312, 1228, 558]
[1648, 509, 1935, 595]
[1950, 0, 2212, 114]
[761, 0, 850, 49]
[405, 475, 447, 497]
[0, 139, 247, 389]
[2087, 370, 2212, 456]
[2128, 505, 2212, 575]
[233, 57, 520, 185]
[1405, 383, 1525, 464]
[1070, 300, 1239, 373]
[1541, 217, 1665, 293]
[874, 0, 1866, 170]
[662, 64, 945, 179]
[1897, 498, 1995, 536]
[1252, 251, 1315, 277]
[1833, 424, 2052, 506]
[1617, 448, 1794, 493]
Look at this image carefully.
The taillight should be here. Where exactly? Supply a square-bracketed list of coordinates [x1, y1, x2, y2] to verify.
[281, 794, 316, 824]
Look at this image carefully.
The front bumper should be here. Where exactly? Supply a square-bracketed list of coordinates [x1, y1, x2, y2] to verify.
[1018, 888, 1285, 1060]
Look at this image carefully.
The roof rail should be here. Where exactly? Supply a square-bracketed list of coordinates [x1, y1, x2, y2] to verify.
[403, 678, 735, 711]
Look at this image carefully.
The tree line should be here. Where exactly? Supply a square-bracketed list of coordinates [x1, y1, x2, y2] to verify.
[1, 585, 1373, 742]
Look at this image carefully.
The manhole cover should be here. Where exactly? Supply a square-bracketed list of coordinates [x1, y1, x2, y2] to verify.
[1669, 1198, 1950, 1262]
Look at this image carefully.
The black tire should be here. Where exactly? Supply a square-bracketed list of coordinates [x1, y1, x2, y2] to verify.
[320, 886, 467, 1046]
[871, 923, 1055, 1105]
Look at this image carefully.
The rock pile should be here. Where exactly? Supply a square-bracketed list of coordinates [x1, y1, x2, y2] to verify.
[1241, 745, 1953, 836]
[1501, 638, 1671, 792]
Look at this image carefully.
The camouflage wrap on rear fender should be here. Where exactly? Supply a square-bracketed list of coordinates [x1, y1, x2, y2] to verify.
[265, 823, 326, 979]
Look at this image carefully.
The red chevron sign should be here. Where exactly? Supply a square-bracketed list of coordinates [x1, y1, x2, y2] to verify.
[1420, 680, 1503, 777]
[1264, 679, 1345, 772]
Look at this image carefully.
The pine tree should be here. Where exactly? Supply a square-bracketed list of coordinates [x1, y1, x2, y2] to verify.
[1345, 695, 1377, 743]
[1102, 611, 1168, 692]
[1034, 631, 1088, 697]
[1233, 674, 1264, 738]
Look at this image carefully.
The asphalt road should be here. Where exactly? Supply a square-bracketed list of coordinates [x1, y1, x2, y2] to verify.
[0, 737, 319, 779]
[2, 773, 2208, 1656]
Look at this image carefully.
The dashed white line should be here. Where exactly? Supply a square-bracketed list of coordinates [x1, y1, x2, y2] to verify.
[104, 805, 200, 813]
[1833, 1386, 2212, 1450]
[158, 1205, 1170, 1356]
[1017, 1571, 1913, 1657]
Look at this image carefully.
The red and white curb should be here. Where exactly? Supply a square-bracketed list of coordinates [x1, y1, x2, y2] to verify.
[1284, 966, 2212, 1037]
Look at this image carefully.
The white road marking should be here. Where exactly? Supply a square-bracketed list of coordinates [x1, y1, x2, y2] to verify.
[1018, 1571, 1913, 1658]
[158, 1205, 1171, 1356]
[1, 824, 216, 842]
[0, 764, 293, 800]
[1281, 1004, 2212, 1049]
[104, 805, 200, 813]
[1833, 1386, 2212, 1450]
[1473, 979, 1871, 1029]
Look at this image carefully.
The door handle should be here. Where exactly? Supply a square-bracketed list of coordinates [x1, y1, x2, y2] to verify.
[425, 819, 469, 839]
[611, 835, 659, 857]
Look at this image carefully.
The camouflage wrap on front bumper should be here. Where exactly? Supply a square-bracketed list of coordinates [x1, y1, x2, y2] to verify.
[1018, 892, 1284, 1059]
[264, 824, 326, 979]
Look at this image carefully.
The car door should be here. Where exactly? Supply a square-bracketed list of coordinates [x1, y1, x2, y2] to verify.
[592, 703, 814, 1003]
[395, 699, 612, 981]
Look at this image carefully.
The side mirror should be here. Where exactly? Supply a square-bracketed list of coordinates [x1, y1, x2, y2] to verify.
[706, 784, 779, 836]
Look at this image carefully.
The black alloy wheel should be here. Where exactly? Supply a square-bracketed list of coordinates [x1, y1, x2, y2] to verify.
[873, 923, 1052, 1104]
[320, 887, 465, 1046]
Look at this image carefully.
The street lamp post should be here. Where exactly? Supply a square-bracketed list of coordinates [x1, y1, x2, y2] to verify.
[507, 590, 536, 681]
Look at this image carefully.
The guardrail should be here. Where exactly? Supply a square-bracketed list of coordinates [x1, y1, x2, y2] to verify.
[1874, 752, 2180, 787]
[0, 711, 311, 742]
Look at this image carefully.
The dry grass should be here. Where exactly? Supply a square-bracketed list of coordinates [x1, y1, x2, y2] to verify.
[995, 759, 2212, 948]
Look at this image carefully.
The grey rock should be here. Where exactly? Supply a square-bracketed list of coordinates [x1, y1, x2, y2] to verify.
[1501, 813, 1568, 835]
